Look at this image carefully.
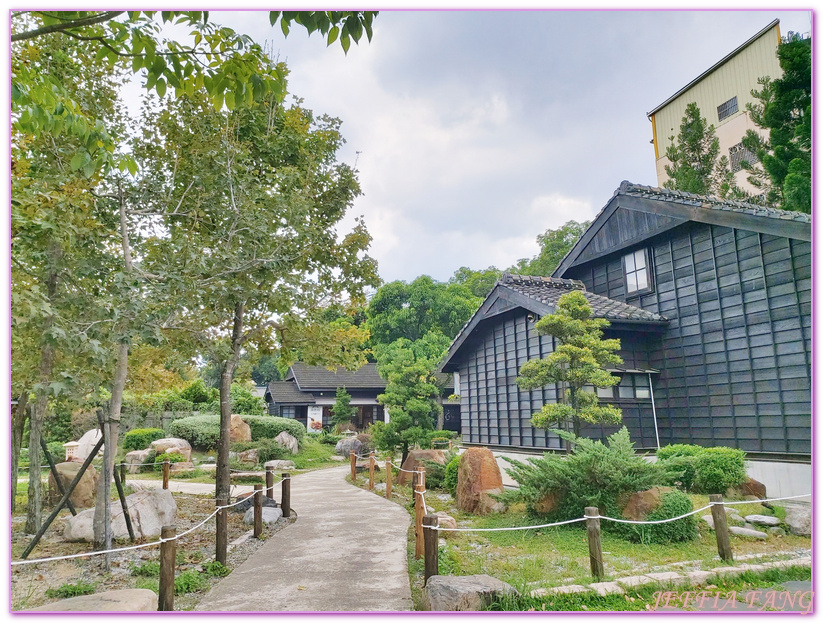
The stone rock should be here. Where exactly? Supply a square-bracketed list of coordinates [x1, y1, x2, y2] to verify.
[685, 570, 714, 586]
[702, 514, 715, 529]
[769, 527, 787, 536]
[728, 526, 768, 540]
[263, 460, 296, 471]
[644, 571, 684, 585]
[150, 438, 192, 462]
[274, 431, 299, 455]
[64, 489, 176, 542]
[77, 428, 104, 461]
[421, 574, 518, 611]
[48, 461, 98, 509]
[396, 449, 447, 485]
[330, 455, 347, 462]
[621, 486, 672, 521]
[124, 450, 151, 474]
[590, 582, 625, 596]
[548, 585, 590, 595]
[229, 414, 251, 443]
[435, 512, 458, 537]
[231, 493, 278, 514]
[23, 589, 157, 612]
[238, 449, 259, 465]
[455, 448, 505, 515]
[169, 461, 194, 473]
[727, 514, 746, 527]
[744, 514, 781, 527]
[726, 477, 766, 500]
[616, 575, 655, 588]
[243, 506, 283, 525]
[334, 437, 362, 457]
[204, 456, 216, 463]
[784, 506, 811, 537]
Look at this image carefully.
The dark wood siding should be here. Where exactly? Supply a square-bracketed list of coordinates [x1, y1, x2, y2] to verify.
[567, 222, 811, 455]
[457, 309, 662, 450]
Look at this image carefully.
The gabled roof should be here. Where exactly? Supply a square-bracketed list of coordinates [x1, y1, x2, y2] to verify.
[440, 273, 667, 372]
[265, 381, 315, 405]
[286, 362, 385, 391]
[553, 181, 811, 276]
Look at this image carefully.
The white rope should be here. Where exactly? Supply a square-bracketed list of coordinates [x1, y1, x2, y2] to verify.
[596, 504, 714, 525]
[428, 517, 589, 532]
[385, 460, 420, 474]
[719, 493, 810, 506]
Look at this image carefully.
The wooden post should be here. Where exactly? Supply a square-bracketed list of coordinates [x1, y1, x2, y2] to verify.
[40, 437, 76, 516]
[216, 496, 228, 565]
[281, 473, 291, 518]
[112, 466, 135, 542]
[350, 450, 357, 482]
[423, 514, 439, 584]
[414, 467, 426, 560]
[158, 525, 176, 611]
[448, 440, 453, 451]
[253, 484, 263, 538]
[119, 463, 127, 489]
[385, 459, 392, 499]
[162, 460, 170, 490]
[709, 494, 734, 563]
[265, 467, 274, 499]
[368, 451, 376, 491]
[585, 507, 604, 581]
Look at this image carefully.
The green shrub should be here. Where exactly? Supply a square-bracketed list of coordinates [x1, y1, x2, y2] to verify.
[154, 452, 186, 471]
[444, 453, 460, 496]
[612, 490, 698, 544]
[141, 449, 157, 473]
[45, 581, 95, 599]
[657, 444, 704, 491]
[422, 459, 448, 490]
[501, 427, 662, 521]
[230, 439, 291, 464]
[693, 447, 747, 493]
[122, 428, 166, 451]
[170, 414, 305, 450]
[202, 560, 230, 578]
[43, 410, 73, 443]
[174, 570, 208, 595]
[179, 379, 218, 405]
[130, 561, 161, 577]
[45, 441, 66, 461]
[316, 431, 342, 446]
[243, 415, 306, 444]
[356, 433, 374, 454]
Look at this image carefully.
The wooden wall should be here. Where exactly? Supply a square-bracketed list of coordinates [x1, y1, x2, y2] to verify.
[566, 221, 811, 455]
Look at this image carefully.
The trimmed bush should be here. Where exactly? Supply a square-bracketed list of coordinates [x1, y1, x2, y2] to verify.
[154, 451, 186, 471]
[230, 439, 292, 464]
[444, 453, 460, 497]
[242, 415, 306, 444]
[179, 379, 218, 405]
[170, 414, 306, 450]
[611, 490, 698, 544]
[122, 428, 166, 451]
[46, 441, 65, 461]
[693, 447, 747, 493]
[657, 444, 704, 491]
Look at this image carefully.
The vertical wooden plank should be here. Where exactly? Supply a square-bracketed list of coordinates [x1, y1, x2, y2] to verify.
[112, 465, 135, 543]
[119, 463, 127, 490]
[585, 507, 604, 581]
[423, 514, 439, 584]
[709, 494, 734, 563]
[162, 460, 170, 490]
[253, 484, 263, 538]
[158, 525, 176, 611]
[414, 468, 425, 560]
[281, 473, 291, 518]
[350, 450, 356, 482]
[40, 437, 76, 516]
[368, 451, 375, 491]
[265, 467, 274, 500]
[216, 496, 227, 565]
[385, 459, 392, 499]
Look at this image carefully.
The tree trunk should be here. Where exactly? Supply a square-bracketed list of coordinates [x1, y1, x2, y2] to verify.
[11, 392, 29, 512]
[216, 302, 245, 505]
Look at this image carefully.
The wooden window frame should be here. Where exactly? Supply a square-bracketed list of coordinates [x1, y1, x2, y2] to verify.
[622, 247, 654, 299]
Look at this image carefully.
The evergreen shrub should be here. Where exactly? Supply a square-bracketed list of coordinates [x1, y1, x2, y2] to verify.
[443, 453, 460, 496]
[657, 444, 704, 491]
[122, 428, 166, 451]
[154, 452, 186, 471]
[170, 414, 305, 450]
[693, 447, 747, 493]
[612, 490, 698, 544]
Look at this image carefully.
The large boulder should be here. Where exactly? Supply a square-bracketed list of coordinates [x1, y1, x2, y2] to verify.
[396, 449, 447, 485]
[455, 447, 505, 515]
[784, 506, 811, 537]
[230, 414, 252, 443]
[238, 449, 259, 465]
[274, 431, 299, 455]
[621, 486, 672, 521]
[435, 512, 458, 538]
[264, 460, 296, 471]
[231, 493, 278, 514]
[243, 506, 283, 525]
[335, 437, 362, 457]
[22, 589, 157, 612]
[76, 428, 103, 461]
[64, 488, 176, 542]
[169, 461, 194, 473]
[422, 574, 518, 611]
[150, 437, 192, 462]
[124, 449, 151, 474]
[727, 477, 767, 499]
[745, 514, 781, 527]
[48, 461, 98, 509]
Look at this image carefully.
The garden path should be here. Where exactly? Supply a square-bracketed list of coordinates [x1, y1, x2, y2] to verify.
[194, 465, 414, 611]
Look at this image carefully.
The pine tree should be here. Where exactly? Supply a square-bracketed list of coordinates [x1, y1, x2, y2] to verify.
[331, 386, 355, 430]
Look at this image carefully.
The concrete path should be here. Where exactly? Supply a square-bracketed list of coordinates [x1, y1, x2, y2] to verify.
[195, 466, 413, 612]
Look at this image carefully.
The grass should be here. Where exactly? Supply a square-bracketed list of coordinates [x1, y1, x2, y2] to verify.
[44, 581, 96, 599]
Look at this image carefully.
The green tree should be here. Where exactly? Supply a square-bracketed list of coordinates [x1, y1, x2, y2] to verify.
[663, 102, 721, 195]
[366, 276, 480, 347]
[743, 34, 811, 213]
[516, 291, 623, 443]
[449, 266, 502, 298]
[511, 220, 590, 276]
[331, 387, 355, 430]
[250, 354, 283, 386]
[373, 331, 451, 463]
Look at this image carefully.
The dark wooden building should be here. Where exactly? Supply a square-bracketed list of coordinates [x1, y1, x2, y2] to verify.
[441, 182, 811, 458]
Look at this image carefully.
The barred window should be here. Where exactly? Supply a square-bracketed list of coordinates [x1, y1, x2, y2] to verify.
[729, 142, 758, 173]
[717, 96, 738, 121]
[623, 248, 652, 295]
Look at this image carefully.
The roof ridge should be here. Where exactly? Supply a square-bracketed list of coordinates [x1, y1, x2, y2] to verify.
[501, 273, 586, 290]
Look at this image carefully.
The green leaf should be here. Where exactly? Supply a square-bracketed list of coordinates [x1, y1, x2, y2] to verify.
[341, 35, 351, 54]
[70, 151, 90, 171]
[156, 78, 167, 98]
[269, 11, 281, 26]
[327, 26, 339, 46]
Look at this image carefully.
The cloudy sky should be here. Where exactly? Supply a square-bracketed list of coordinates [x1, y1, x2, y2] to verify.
[166, 9, 812, 284]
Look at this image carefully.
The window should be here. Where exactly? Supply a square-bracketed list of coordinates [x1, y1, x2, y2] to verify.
[280, 406, 296, 418]
[598, 374, 651, 400]
[729, 142, 758, 173]
[623, 248, 652, 295]
[717, 96, 738, 121]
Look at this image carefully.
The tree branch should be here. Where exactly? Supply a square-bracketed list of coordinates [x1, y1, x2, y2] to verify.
[11, 11, 125, 42]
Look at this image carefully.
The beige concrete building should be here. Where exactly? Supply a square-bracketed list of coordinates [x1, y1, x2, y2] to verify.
[648, 20, 783, 194]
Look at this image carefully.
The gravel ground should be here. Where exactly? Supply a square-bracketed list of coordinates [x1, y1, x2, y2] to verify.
[11, 492, 294, 611]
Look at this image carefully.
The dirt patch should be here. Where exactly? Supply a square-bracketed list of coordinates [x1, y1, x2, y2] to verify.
[11, 493, 294, 611]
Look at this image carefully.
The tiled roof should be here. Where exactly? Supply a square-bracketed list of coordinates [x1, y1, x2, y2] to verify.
[617, 181, 811, 224]
[287, 362, 386, 390]
[500, 274, 667, 323]
[265, 381, 315, 405]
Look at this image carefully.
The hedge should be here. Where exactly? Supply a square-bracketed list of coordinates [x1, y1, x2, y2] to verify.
[657, 443, 747, 493]
[612, 490, 698, 544]
[122, 428, 166, 451]
[168, 414, 306, 450]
